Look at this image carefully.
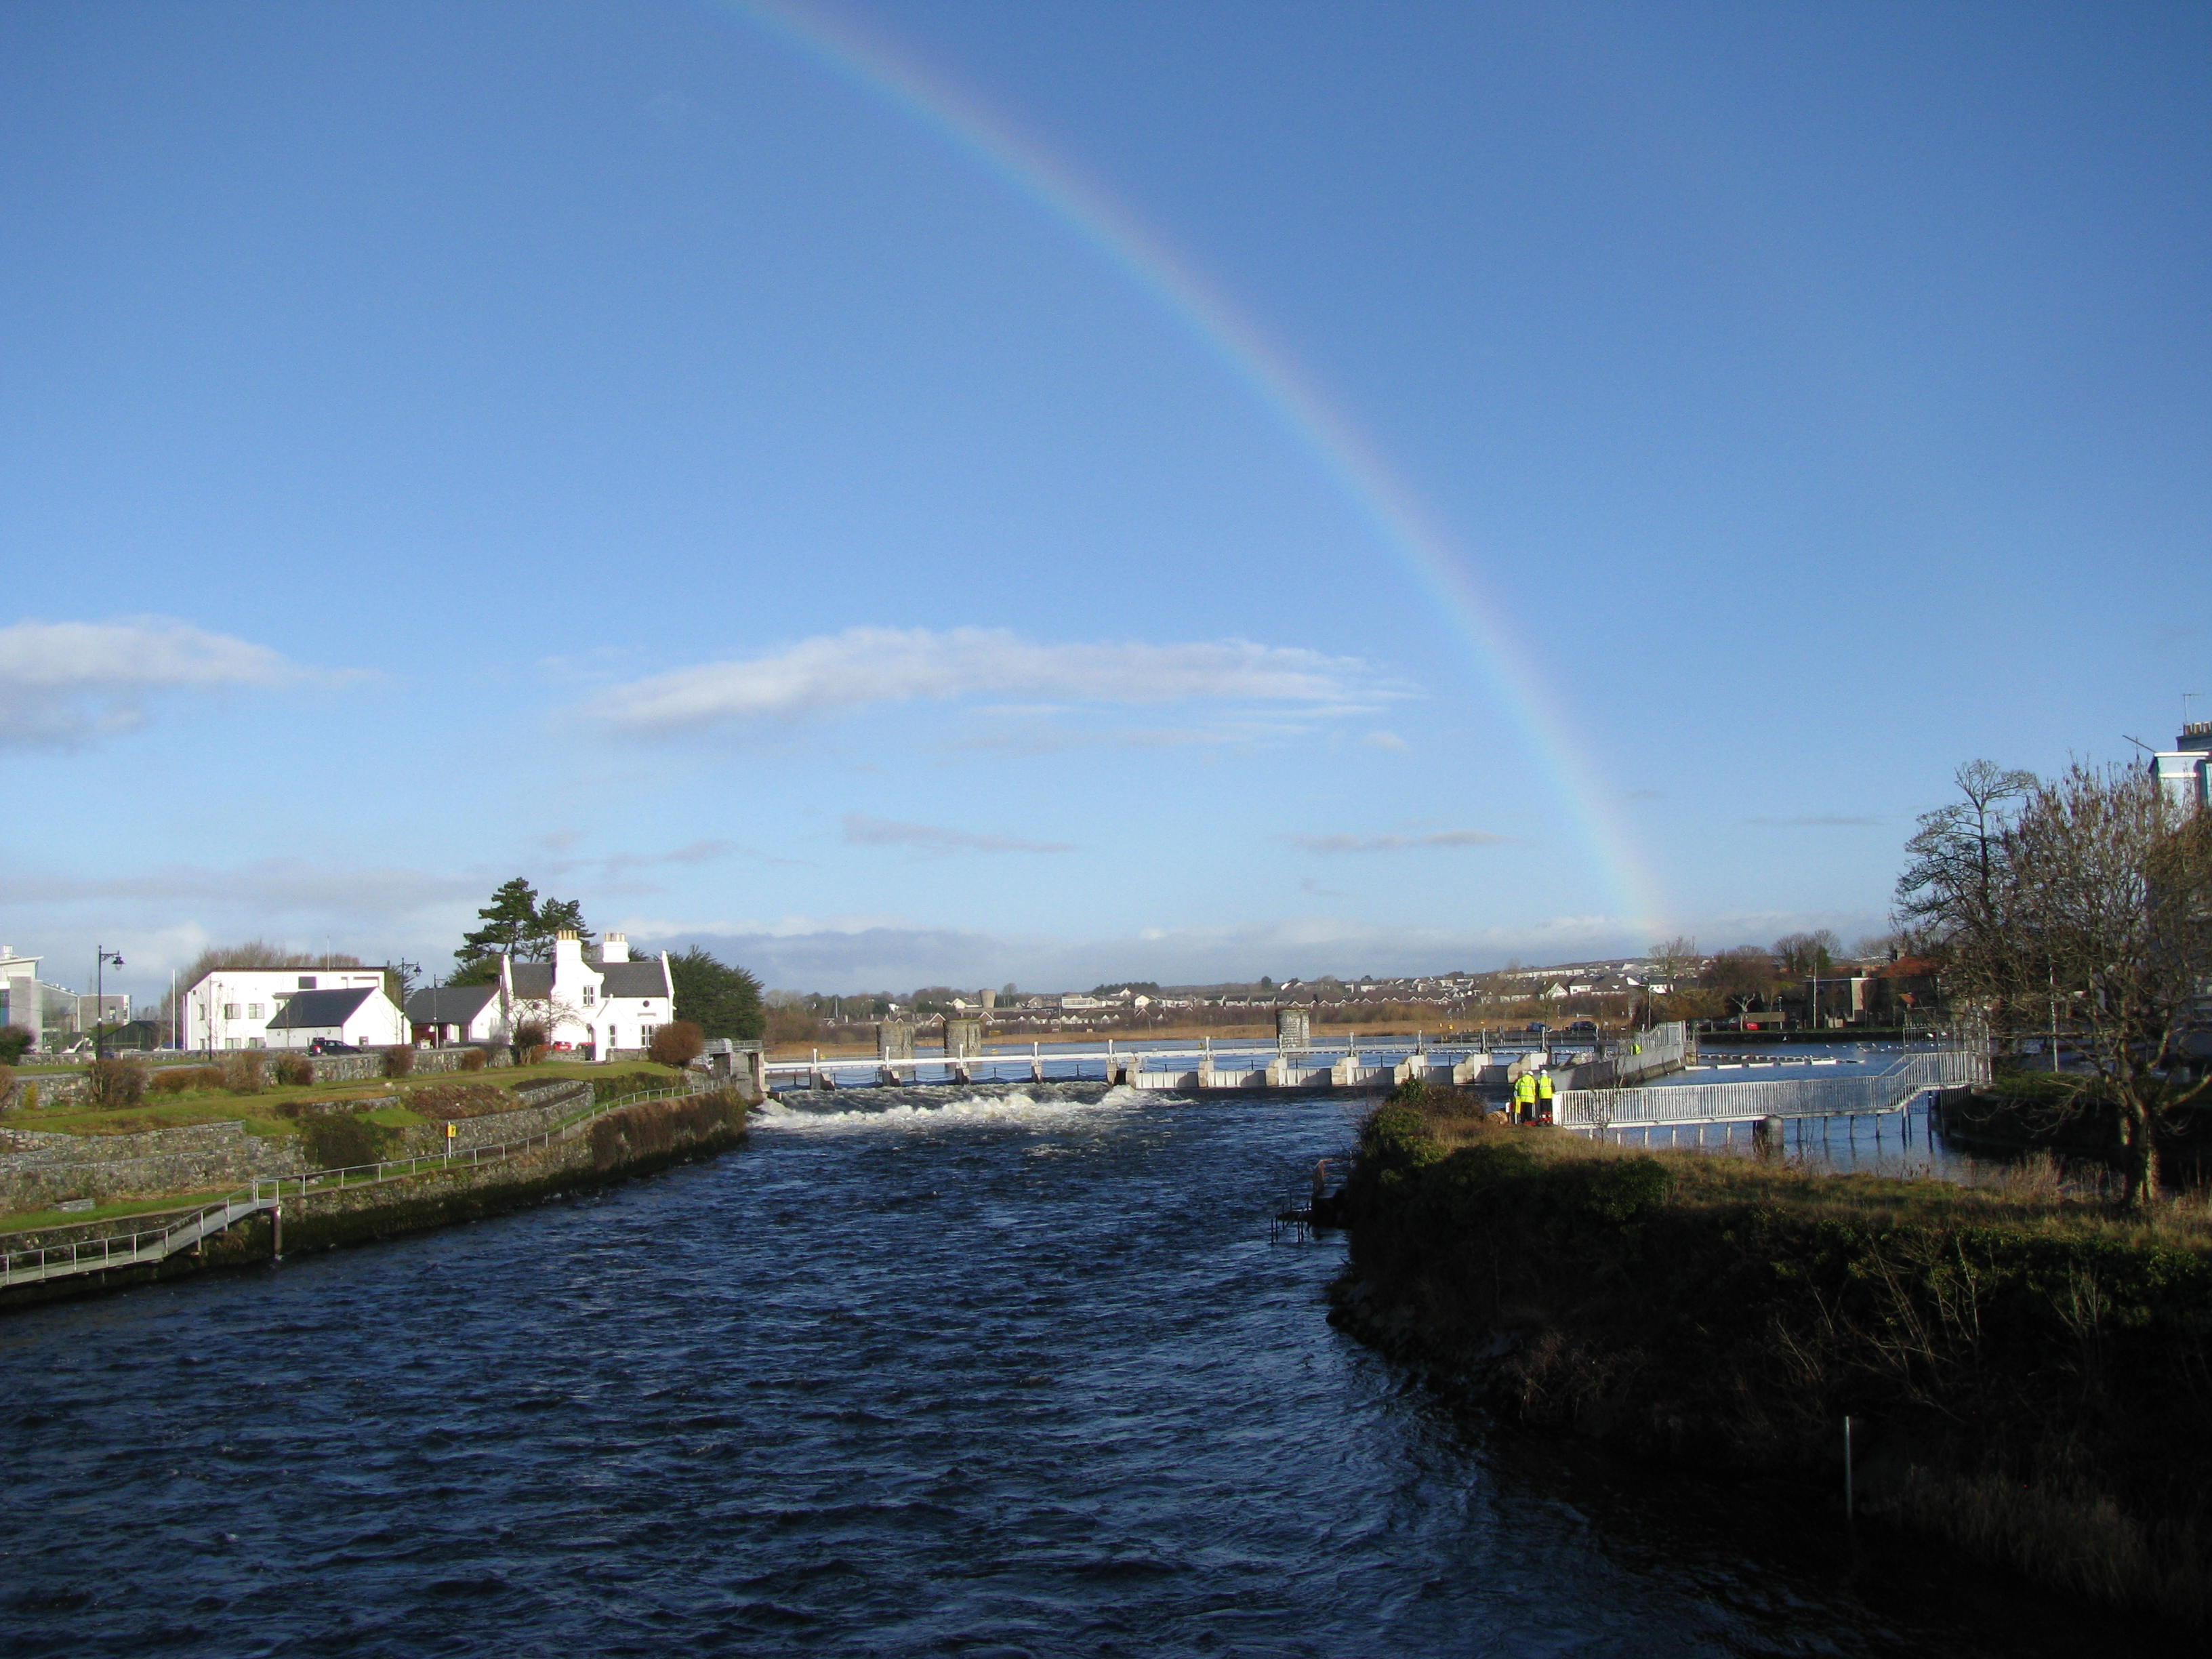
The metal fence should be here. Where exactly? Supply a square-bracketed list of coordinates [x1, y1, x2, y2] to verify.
[1556, 1047, 1988, 1128]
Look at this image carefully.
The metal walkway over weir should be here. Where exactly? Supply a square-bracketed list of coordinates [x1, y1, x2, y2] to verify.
[1556, 1048, 1990, 1138]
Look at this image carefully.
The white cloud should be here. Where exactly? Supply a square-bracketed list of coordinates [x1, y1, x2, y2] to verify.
[1363, 731, 1410, 752]
[0, 617, 297, 747]
[1288, 829, 1513, 853]
[583, 626, 1391, 737]
[843, 813, 1072, 855]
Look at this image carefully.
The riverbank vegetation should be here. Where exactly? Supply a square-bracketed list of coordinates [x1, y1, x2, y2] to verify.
[1333, 1085, 2212, 1628]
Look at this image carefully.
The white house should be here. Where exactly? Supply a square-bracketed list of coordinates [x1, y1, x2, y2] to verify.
[263, 985, 409, 1050]
[184, 967, 398, 1051]
[501, 931, 674, 1059]
[405, 983, 504, 1047]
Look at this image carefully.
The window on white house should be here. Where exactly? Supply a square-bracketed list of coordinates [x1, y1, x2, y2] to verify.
[223, 1004, 240, 1021]
[640, 1023, 657, 1046]
[298, 976, 316, 989]
[225, 1038, 241, 1050]
[581, 986, 595, 1006]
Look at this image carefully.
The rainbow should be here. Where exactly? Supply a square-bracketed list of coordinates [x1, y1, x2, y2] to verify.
[698, 0, 1666, 939]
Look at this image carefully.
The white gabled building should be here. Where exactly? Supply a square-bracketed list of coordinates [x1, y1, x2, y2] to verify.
[501, 931, 674, 1059]
[404, 983, 504, 1048]
[184, 967, 403, 1051]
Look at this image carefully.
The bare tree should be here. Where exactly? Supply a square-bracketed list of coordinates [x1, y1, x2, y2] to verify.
[2003, 763, 2212, 1202]
[1702, 946, 1777, 1015]
[1894, 760, 2037, 1012]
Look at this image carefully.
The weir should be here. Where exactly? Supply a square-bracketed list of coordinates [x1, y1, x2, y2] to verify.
[771, 1023, 1695, 1095]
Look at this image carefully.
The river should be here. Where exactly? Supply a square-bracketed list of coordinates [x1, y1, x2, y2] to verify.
[0, 1086, 2175, 1656]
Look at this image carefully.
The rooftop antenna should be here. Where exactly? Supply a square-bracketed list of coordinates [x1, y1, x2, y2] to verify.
[2186, 691, 2202, 728]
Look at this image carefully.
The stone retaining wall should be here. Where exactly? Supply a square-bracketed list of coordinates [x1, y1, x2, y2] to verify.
[0, 1090, 752, 1309]
[0, 1121, 308, 1210]
[0, 1080, 606, 1211]
[389, 1081, 592, 1155]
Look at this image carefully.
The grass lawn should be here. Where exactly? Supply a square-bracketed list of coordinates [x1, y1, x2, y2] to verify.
[0, 1061, 685, 1139]
[0, 1188, 239, 1236]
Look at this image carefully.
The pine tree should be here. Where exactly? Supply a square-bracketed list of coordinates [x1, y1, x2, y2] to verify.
[456, 878, 541, 972]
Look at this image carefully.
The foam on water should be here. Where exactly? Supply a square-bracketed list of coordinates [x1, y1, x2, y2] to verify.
[754, 1080, 1154, 1131]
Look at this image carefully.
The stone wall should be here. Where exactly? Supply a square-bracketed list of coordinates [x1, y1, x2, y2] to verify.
[0, 1090, 752, 1307]
[390, 1080, 592, 1155]
[0, 1120, 308, 1210]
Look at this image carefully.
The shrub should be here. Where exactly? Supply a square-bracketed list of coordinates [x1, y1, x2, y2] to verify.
[0, 1025, 32, 1063]
[0, 1062, 12, 1101]
[648, 1019, 705, 1071]
[512, 1021, 548, 1063]
[152, 1065, 224, 1095]
[458, 1046, 489, 1072]
[298, 1110, 397, 1171]
[382, 1044, 415, 1079]
[86, 1056, 148, 1107]
[222, 1050, 266, 1094]
[18, 1083, 36, 1111]
[272, 1054, 314, 1086]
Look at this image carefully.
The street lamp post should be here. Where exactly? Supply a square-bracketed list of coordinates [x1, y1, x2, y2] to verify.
[93, 946, 124, 1061]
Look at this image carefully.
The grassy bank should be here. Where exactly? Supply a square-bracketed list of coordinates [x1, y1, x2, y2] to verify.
[1330, 1084, 2212, 1629]
[0, 1061, 687, 1141]
[0, 1088, 752, 1311]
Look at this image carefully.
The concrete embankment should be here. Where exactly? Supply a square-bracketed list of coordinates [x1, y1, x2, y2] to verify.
[1326, 1094, 2212, 1631]
[0, 1088, 752, 1311]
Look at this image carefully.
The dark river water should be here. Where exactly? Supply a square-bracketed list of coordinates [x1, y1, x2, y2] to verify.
[0, 1087, 2176, 1656]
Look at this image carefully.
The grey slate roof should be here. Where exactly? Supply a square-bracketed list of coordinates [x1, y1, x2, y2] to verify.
[508, 964, 554, 1000]
[266, 987, 375, 1031]
[505, 959, 670, 1001]
[405, 985, 497, 1025]
[600, 960, 671, 998]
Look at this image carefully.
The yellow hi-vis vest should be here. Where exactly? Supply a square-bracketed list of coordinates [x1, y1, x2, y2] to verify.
[1513, 1072, 1537, 1105]
[1537, 1071, 1556, 1101]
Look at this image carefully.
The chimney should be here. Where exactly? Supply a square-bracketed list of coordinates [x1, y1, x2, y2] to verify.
[601, 932, 630, 963]
[554, 930, 584, 977]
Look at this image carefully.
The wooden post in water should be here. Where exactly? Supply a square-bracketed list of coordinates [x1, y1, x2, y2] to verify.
[270, 1202, 283, 1257]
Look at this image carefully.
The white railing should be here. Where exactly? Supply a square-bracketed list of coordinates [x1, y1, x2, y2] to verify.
[0, 1079, 730, 1288]
[1555, 1048, 1988, 1129]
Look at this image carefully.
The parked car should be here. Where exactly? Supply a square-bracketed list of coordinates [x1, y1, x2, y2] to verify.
[307, 1038, 361, 1054]
[1567, 1019, 1598, 1033]
[1523, 1021, 1549, 1034]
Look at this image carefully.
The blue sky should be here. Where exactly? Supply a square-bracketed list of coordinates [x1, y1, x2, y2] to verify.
[3, 1, 2207, 999]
